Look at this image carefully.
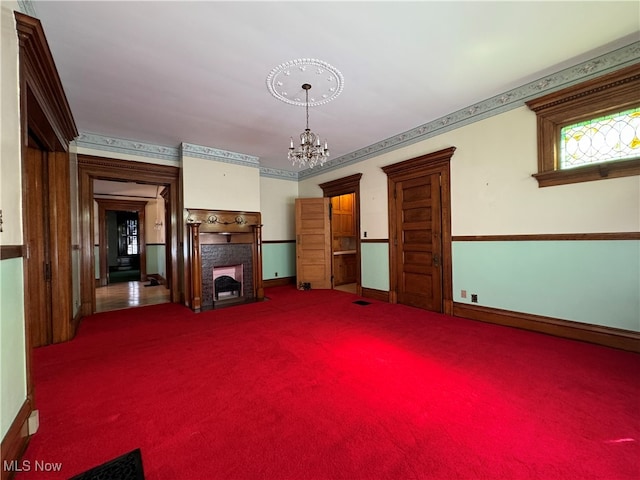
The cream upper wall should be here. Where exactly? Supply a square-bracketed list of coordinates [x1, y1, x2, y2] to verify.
[300, 106, 640, 237]
[182, 156, 260, 212]
[1, 0, 22, 244]
[259, 177, 298, 241]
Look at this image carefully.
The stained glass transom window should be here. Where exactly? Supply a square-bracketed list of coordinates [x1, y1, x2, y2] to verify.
[560, 107, 640, 169]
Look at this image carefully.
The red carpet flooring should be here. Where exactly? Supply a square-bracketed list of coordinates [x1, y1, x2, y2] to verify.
[17, 286, 640, 479]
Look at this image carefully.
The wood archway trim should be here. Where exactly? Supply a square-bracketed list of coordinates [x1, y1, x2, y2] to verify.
[16, 12, 77, 151]
[319, 173, 363, 295]
[78, 155, 182, 315]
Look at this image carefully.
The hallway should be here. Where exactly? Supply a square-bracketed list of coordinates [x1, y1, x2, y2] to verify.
[95, 281, 170, 313]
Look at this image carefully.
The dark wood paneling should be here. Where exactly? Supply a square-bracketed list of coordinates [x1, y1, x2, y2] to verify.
[0, 246, 25, 260]
[263, 240, 296, 244]
[361, 238, 389, 243]
[453, 232, 640, 241]
[453, 302, 640, 353]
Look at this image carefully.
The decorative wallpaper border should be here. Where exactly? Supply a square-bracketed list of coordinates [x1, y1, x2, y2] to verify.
[17, 0, 36, 17]
[74, 133, 180, 162]
[299, 41, 640, 180]
[181, 143, 259, 168]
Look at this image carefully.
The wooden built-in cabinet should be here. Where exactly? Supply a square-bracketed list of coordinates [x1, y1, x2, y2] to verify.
[334, 253, 357, 285]
[331, 193, 356, 286]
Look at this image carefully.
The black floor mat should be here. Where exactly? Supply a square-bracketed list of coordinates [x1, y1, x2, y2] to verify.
[69, 449, 144, 480]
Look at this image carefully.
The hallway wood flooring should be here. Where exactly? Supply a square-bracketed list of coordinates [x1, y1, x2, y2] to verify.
[95, 281, 170, 313]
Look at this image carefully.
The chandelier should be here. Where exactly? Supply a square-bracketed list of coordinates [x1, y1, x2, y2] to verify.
[288, 83, 329, 169]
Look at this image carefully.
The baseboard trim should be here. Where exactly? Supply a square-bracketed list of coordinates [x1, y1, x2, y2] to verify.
[361, 287, 390, 302]
[263, 276, 295, 288]
[453, 302, 640, 353]
[1, 400, 32, 480]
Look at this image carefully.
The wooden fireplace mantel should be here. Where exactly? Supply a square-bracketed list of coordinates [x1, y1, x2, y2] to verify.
[186, 209, 264, 312]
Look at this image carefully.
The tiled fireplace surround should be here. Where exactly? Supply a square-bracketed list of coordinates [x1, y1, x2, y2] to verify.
[186, 209, 264, 312]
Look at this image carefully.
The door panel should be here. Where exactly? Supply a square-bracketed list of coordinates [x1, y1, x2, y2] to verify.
[296, 198, 332, 289]
[24, 146, 52, 347]
[395, 174, 443, 311]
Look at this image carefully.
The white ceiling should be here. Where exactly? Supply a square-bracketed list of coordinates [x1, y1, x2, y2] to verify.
[31, 1, 640, 175]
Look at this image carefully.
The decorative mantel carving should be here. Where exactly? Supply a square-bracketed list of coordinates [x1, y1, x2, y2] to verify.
[186, 209, 264, 312]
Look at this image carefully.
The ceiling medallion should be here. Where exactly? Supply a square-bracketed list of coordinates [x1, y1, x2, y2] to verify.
[266, 58, 344, 107]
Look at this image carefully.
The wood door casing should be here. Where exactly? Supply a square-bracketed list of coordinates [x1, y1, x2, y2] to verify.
[394, 174, 442, 311]
[319, 173, 363, 294]
[383, 147, 455, 314]
[295, 198, 332, 289]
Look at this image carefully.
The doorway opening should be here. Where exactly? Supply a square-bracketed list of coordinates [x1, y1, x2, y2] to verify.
[319, 173, 363, 295]
[79, 155, 181, 316]
[93, 181, 171, 312]
[108, 211, 141, 283]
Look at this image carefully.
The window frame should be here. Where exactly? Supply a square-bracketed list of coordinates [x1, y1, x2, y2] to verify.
[526, 63, 640, 188]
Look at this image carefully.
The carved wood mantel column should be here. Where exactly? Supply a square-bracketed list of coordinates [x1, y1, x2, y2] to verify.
[187, 222, 202, 312]
[253, 224, 264, 300]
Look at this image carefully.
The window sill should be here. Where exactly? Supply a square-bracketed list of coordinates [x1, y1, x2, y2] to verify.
[533, 158, 640, 187]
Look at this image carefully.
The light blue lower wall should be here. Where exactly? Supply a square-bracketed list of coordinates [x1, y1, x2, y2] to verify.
[146, 244, 166, 277]
[0, 258, 27, 439]
[361, 242, 390, 291]
[263, 243, 296, 280]
[453, 240, 640, 331]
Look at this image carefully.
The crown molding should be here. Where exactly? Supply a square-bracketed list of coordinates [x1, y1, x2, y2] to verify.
[74, 133, 180, 162]
[259, 167, 299, 181]
[17, 0, 36, 17]
[180, 143, 259, 168]
[299, 41, 640, 180]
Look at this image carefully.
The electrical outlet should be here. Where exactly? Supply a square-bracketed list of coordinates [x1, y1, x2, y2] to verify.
[275, 272, 278, 277]
[364, 231, 367, 237]
[461, 290, 467, 299]
[471, 294, 478, 303]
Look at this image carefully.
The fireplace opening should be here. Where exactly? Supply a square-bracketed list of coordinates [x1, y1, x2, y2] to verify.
[213, 264, 244, 303]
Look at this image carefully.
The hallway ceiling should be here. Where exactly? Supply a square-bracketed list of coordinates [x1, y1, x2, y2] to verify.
[32, 1, 639, 173]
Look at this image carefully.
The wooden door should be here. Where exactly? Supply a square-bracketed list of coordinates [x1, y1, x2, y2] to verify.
[295, 198, 332, 289]
[394, 173, 443, 311]
[23, 146, 53, 347]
